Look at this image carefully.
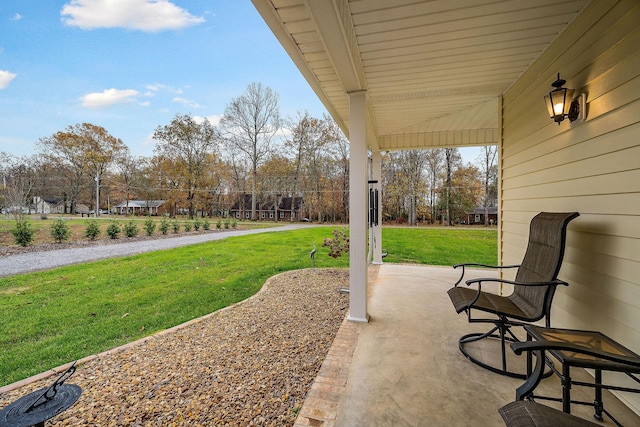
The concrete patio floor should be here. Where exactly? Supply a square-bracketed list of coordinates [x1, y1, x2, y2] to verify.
[297, 264, 640, 427]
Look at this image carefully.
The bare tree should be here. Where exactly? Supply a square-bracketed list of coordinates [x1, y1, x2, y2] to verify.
[285, 111, 330, 222]
[153, 114, 220, 219]
[114, 148, 139, 215]
[1, 154, 37, 219]
[324, 116, 349, 222]
[478, 145, 498, 226]
[443, 148, 461, 225]
[221, 82, 280, 220]
[425, 149, 444, 224]
[399, 150, 428, 225]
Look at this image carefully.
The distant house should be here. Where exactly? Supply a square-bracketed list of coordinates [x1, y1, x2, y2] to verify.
[466, 206, 498, 225]
[32, 197, 57, 214]
[112, 200, 166, 216]
[231, 194, 304, 221]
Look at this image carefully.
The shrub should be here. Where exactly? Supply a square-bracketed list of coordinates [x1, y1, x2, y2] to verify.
[223, 218, 230, 229]
[183, 221, 193, 232]
[50, 219, 71, 243]
[322, 227, 350, 258]
[171, 220, 180, 233]
[12, 220, 35, 247]
[202, 218, 210, 230]
[84, 220, 101, 241]
[159, 218, 170, 235]
[124, 221, 139, 238]
[106, 222, 121, 239]
[193, 218, 202, 231]
[216, 219, 222, 229]
[144, 218, 156, 236]
[231, 219, 237, 229]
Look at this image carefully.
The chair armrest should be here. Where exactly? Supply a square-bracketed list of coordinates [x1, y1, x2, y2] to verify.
[454, 263, 520, 269]
[452, 263, 520, 286]
[464, 278, 569, 288]
[511, 341, 640, 368]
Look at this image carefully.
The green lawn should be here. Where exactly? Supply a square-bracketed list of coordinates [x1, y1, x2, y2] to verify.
[383, 227, 497, 265]
[0, 226, 496, 387]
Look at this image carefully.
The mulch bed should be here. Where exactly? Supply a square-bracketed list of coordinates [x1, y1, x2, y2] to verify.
[0, 268, 349, 426]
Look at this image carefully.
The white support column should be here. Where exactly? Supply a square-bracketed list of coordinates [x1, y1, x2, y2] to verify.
[348, 91, 369, 323]
[371, 150, 383, 265]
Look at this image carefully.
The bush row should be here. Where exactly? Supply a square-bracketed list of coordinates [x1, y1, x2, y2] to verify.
[10, 217, 238, 247]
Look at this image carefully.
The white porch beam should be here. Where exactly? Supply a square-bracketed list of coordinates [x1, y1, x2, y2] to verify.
[348, 90, 369, 323]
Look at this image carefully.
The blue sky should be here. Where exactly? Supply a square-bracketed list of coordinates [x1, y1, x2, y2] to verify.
[0, 0, 481, 163]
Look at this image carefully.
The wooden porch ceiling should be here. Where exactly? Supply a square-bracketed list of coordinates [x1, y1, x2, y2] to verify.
[252, 0, 590, 151]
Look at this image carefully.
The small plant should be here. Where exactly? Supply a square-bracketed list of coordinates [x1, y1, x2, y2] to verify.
[183, 221, 193, 232]
[144, 218, 156, 236]
[216, 219, 222, 229]
[84, 220, 101, 241]
[223, 218, 230, 229]
[171, 220, 180, 233]
[12, 220, 35, 247]
[231, 219, 237, 229]
[124, 221, 139, 238]
[202, 218, 210, 230]
[193, 218, 202, 231]
[159, 217, 170, 235]
[50, 219, 71, 243]
[106, 221, 121, 239]
[322, 227, 350, 258]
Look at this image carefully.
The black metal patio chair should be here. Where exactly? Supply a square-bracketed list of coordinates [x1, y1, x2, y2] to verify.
[499, 340, 640, 427]
[447, 212, 579, 378]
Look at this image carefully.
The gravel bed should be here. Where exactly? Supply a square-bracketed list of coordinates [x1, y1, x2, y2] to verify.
[0, 268, 349, 426]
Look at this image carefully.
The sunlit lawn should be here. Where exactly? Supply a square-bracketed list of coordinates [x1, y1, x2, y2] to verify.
[0, 225, 496, 387]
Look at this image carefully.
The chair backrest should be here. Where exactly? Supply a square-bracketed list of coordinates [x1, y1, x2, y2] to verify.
[509, 212, 580, 320]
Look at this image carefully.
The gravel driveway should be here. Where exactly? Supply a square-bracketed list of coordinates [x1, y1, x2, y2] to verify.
[0, 224, 315, 278]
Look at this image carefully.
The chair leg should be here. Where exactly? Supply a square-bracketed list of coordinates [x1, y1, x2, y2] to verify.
[458, 323, 527, 379]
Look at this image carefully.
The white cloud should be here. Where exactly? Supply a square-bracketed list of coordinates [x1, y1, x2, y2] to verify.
[0, 70, 17, 89]
[81, 88, 139, 108]
[146, 83, 182, 94]
[61, 0, 205, 32]
[172, 97, 202, 109]
[143, 132, 156, 146]
[193, 115, 221, 126]
[12, 13, 23, 21]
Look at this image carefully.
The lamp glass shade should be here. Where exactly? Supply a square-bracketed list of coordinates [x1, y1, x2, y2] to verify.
[545, 87, 575, 122]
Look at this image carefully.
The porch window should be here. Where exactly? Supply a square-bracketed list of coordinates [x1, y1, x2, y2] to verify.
[280, 212, 284, 218]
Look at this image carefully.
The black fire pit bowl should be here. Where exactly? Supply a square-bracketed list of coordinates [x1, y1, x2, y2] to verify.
[0, 362, 81, 427]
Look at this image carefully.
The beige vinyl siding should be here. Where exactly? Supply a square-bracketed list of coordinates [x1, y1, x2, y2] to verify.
[501, 0, 640, 413]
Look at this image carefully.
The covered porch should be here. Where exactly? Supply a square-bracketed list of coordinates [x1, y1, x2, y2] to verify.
[253, 0, 640, 420]
[296, 264, 640, 426]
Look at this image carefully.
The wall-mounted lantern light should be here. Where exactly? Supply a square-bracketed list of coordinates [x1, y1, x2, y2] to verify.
[544, 73, 585, 124]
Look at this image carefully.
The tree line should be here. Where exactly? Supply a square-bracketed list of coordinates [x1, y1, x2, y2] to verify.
[1, 82, 497, 225]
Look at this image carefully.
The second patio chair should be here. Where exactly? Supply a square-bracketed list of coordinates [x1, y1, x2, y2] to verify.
[447, 211, 579, 378]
